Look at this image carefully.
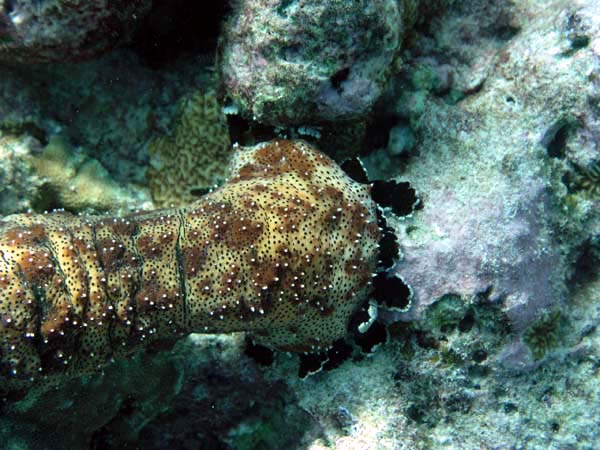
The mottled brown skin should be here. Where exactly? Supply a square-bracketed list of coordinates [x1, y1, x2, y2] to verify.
[0, 140, 380, 388]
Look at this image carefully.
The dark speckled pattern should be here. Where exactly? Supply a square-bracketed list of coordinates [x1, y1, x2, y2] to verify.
[0, 139, 381, 389]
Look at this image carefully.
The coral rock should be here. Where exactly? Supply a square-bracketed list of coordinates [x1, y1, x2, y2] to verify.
[0, 133, 43, 215]
[219, 0, 406, 125]
[376, 0, 600, 368]
[0, 0, 151, 64]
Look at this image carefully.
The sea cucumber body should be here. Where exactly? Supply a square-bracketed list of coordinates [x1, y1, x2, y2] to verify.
[0, 140, 380, 387]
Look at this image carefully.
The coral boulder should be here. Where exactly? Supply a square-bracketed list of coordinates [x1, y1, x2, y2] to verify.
[0, 0, 151, 64]
[219, 0, 407, 126]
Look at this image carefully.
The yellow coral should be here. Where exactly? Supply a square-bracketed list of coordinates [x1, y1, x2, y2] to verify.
[28, 135, 143, 213]
[147, 90, 232, 207]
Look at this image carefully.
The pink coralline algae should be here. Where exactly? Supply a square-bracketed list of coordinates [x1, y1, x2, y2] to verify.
[219, 0, 405, 126]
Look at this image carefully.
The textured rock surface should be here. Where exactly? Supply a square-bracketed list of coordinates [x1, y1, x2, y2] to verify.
[0, 0, 151, 64]
[219, 0, 404, 126]
[0, 133, 42, 214]
[371, 0, 600, 368]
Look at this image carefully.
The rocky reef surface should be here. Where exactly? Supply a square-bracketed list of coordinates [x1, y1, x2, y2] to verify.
[0, 0, 152, 64]
[1, 0, 600, 449]
[219, 0, 406, 126]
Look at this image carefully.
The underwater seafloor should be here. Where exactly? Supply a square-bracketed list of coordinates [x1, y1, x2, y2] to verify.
[1, 0, 600, 449]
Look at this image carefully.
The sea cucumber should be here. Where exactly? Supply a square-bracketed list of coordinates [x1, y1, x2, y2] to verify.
[0, 139, 381, 388]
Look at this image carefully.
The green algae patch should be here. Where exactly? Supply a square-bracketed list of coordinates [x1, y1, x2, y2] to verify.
[523, 310, 566, 360]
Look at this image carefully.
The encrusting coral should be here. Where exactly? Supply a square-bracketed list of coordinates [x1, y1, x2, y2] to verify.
[0, 140, 381, 390]
[147, 89, 232, 207]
